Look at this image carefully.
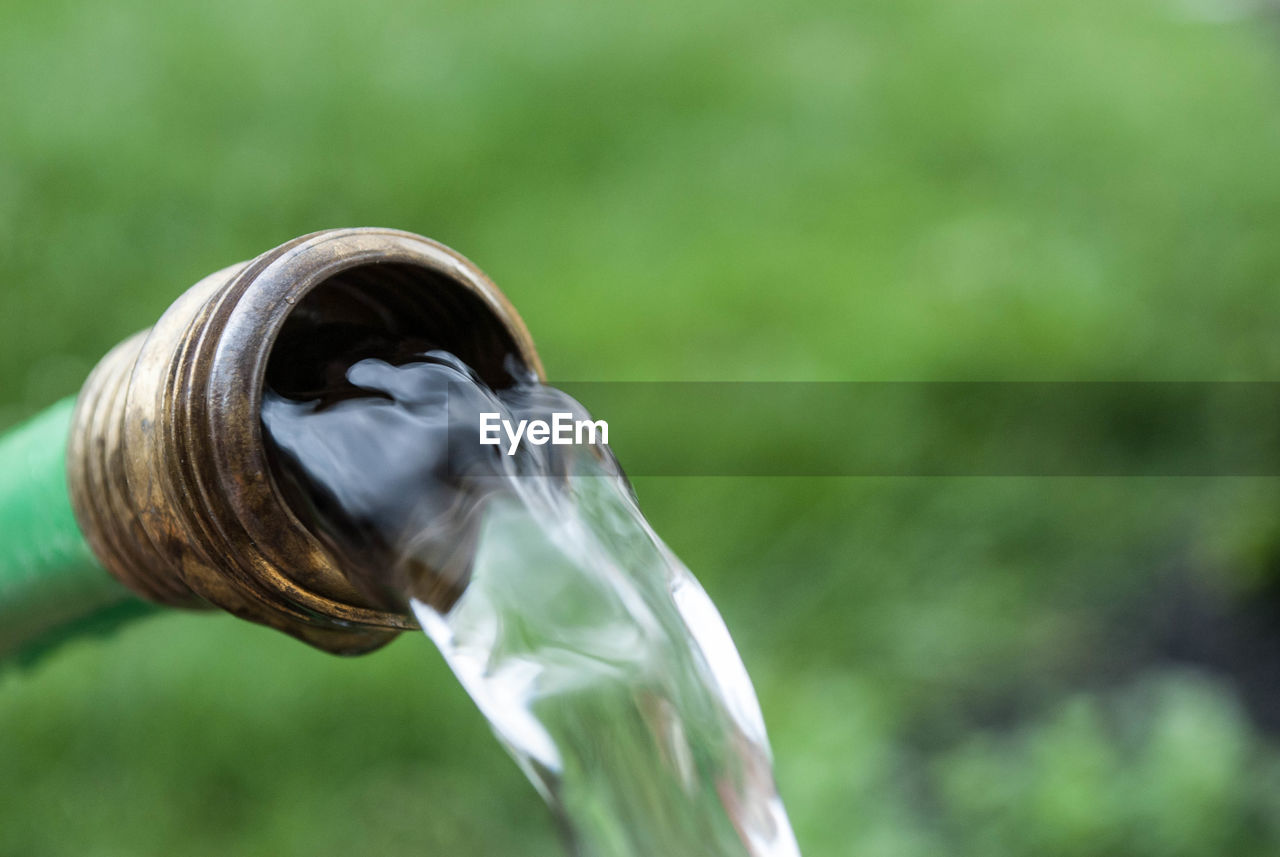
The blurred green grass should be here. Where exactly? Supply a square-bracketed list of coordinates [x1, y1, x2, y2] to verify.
[5, 0, 1280, 854]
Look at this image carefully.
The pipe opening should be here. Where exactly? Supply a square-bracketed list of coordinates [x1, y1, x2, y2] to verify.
[260, 257, 535, 618]
[70, 229, 542, 653]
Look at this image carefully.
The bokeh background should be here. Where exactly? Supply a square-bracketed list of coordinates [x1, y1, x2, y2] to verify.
[5, 0, 1280, 854]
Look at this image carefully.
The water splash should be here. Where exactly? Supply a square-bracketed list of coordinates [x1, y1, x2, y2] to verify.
[414, 466, 799, 856]
[263, 350, 801, 857]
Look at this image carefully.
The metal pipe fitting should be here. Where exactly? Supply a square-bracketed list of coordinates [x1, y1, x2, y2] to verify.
[66, 228, 542, 655]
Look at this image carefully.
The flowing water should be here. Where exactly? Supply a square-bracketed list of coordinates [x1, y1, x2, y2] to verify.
[262, 348, 801, 857]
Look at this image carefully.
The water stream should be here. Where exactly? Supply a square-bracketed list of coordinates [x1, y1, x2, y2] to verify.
[262, 349, 800, 857]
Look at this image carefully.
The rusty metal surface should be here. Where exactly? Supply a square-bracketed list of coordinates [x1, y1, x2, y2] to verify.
[67, 228, 542, 655]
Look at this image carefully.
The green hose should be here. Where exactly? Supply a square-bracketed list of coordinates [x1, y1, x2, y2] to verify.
[0, 397, 149, 666]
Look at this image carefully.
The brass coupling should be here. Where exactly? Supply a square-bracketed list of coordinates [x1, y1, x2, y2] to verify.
[66, 228, 543, 654]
